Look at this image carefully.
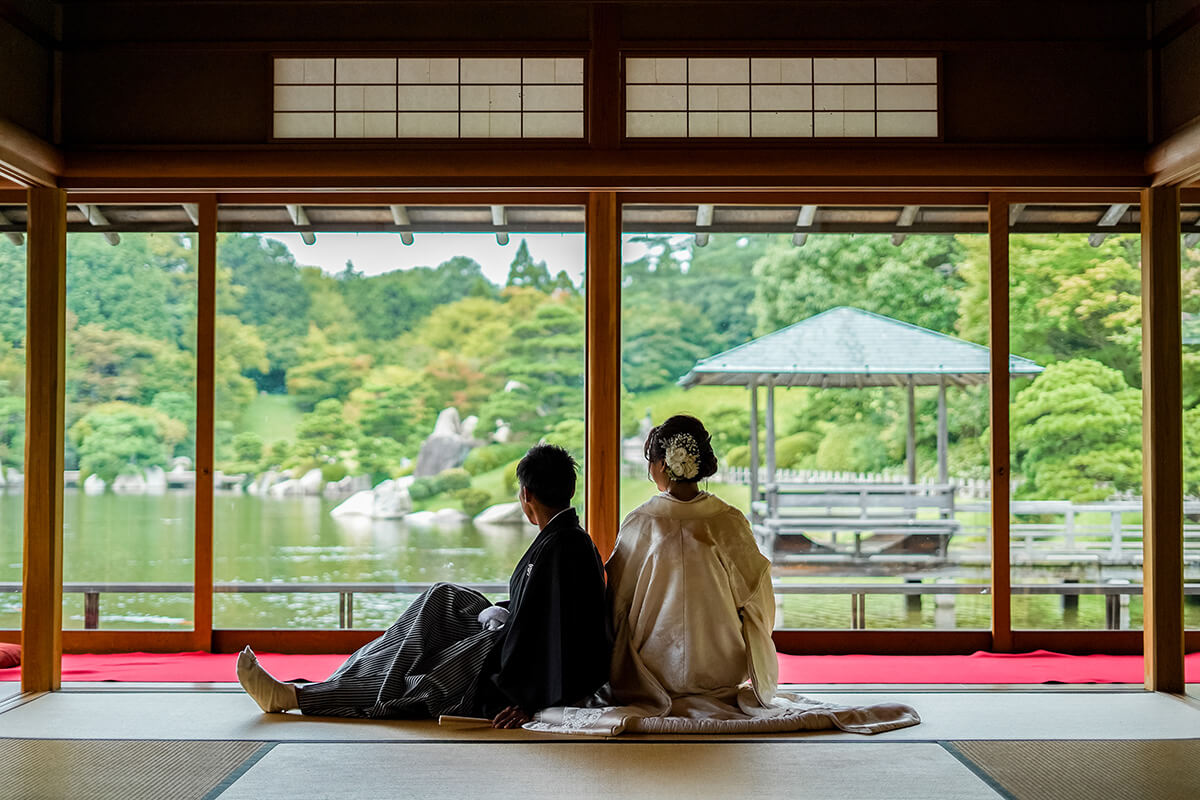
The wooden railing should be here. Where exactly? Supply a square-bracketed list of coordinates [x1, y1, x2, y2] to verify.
[4, 580, 1195, 632]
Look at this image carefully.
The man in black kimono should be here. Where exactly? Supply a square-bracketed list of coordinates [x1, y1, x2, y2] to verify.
[236, 444, 612, 729]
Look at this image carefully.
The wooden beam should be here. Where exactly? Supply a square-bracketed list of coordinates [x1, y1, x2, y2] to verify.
[21, 187, 66, 693]
[1088, 202, 1130, 246]
[59, 146, 1149, 192]
[588, 4, 621, 150]
[1140, 185, 1185, 693]
[1148, 114, 1200, 186]
[891, 204, 920, 246]
[694, 203, 714, 247]
[0, 119, 63, 188]
[389, 205, 414, 245]
[490, 204, 509, 246]
[988, 193, 1012, 653]
[192, 197, 217, 652]
[585, 191, 620, 560]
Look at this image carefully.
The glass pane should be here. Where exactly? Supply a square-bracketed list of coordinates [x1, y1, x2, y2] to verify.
[1007, 223, 1143, 630]
[619, 227, 990, 631]
[1183, 223, 1200, 630]
[0, 213, 26, 633]
[64, 229, 197, 630]
[213, 225, 586, 628]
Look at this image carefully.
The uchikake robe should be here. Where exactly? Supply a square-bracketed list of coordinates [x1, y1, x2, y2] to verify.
[297, 507, 612, 719]
[527, 492, 921, 735]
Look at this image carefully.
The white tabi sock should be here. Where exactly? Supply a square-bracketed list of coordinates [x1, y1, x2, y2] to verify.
[236, 646, 299, 713]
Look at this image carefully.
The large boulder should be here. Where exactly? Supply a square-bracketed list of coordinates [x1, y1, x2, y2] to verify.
[371, 478, 413, 519]
[474, 502, 529, 525]
[268, 478, 304, 497]
[415, 407, 482, 477]
[298, 468, 325, 495]
[330, 490, 374, 518]
[83, 474, 107, 495]
[324, 474, 370, 499]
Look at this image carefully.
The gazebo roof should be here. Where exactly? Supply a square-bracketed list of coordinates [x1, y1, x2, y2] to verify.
[679, 306, 1043, 388]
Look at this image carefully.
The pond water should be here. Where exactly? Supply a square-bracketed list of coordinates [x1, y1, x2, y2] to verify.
[0, 490, 1180, 632]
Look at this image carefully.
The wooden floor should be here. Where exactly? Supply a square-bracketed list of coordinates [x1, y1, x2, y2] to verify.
[1, 685, 1198, 799]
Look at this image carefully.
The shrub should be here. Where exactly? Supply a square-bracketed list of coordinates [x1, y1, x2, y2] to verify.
[436, 467, 471, 493]
[408, 478, 436, 501]
[724, 445, 750, 468]
[463, 443, 525, 475]
[502, 458, 522, 495]
[320, 462, 348, 482]
[815, 423, 891, 473]
[775, 432, 821, 468]
[455, 488, 492, 516]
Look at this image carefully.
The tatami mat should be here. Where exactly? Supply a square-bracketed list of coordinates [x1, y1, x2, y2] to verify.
[0, 738, 267, 800]
[215, 741, 1002, 800]
[947, 739, 1200, 800]
[1, 689, 1198, 742]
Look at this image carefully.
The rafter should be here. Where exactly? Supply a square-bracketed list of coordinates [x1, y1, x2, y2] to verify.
[390, 205, 414, 245]
[285, 203, 315, 245]
[75, 204, 119, 245]
[1088, 202, 1130, 247]
[890, 205, 919, 246]
[0, 209, 23, 246]
[491, 205, 508, 245]
[792, 204, 818, 246]
[694, 204, 714, 247]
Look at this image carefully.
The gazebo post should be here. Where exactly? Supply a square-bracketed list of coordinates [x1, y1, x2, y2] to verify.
[748, 378, 760, 523]
[906, 376, 917, 484]
[766, 376, 777, 517]
[937, 375, 949, 484]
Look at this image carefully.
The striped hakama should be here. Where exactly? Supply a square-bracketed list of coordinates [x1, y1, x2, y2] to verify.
[297, 582, 502, 719]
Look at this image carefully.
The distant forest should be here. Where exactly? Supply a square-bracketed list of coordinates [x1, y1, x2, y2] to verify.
[2, 229, 1198, 502]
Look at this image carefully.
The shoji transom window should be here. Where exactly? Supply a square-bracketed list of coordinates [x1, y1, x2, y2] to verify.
[624, 56, 939, 139]
[273, 56, 585, 139]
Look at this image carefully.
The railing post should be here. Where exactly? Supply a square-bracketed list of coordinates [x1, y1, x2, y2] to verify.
[83, 591, 99, 630]
[1109, 511, 1123, 559]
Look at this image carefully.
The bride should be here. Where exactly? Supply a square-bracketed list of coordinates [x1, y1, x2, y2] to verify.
[528, 414, 919, 736]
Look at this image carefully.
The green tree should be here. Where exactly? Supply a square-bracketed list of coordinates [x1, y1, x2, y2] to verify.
[285, 325, 372, 410]
[505, 239, 550, 290]
[349, 365, 436, 453]
[232, 432, 264, 463]
[70, 402, 184, 484]
[1010, 359, 1141, 501]
[293, 398, 356, 468]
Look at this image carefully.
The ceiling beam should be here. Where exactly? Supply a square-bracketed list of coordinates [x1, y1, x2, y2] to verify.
[792, 204, 818, 246]
[890, 205, 920, 245]
[76, 204, 120, 245]
[491, 205, 509, 245]
[389, 205, 414, 245]
[285, 203, 316, 245]
[1088, 202, 1130, 246]
[0, 118, 63, 188]
[694, 204, 715, 247]
[0, 210, 23, 246]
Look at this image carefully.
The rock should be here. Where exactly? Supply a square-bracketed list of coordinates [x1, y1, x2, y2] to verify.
[252, 469, 280, 496]
[330, 490, 375, 518]
[6, 469, 22, 489]
[474, 502, 528, 525]
[370, 478, 412, 519]
[112, 471, 147, 494]
[493, 423, 513, 443]
[83, 474, 107, 495]
[298, 468, 325, 495]
[169, 456, 193, 472]
[504, 380, 527, 393]
[433, 507, 470, 525]
[461, 415, 479, 439]
[145, 466, 167, 493]
[268, 478, 304, 498]
[404, 510, 437, 527]
[324, 474, 373, 499]
[432, 407, 462, 436]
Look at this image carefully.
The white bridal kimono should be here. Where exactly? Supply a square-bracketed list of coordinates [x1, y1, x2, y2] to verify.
[527, 492, 920, 736]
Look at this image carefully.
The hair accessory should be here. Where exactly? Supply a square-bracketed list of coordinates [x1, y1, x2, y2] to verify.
[662, 432, 701, 481]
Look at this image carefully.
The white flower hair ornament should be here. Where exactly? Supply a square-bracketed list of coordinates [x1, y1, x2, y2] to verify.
[662, 433, 701, 481]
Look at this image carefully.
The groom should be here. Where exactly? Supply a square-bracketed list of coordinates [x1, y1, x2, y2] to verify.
[237, 443, 612, 728]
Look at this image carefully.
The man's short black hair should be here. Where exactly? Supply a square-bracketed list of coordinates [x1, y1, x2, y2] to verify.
[516, 444, 577, 509]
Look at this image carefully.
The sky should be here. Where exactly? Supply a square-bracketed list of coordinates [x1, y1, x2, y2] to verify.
[264, 231, 589, 286]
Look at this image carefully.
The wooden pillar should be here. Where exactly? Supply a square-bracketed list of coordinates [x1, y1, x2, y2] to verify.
[937, 376, 949, 484]
[192, 197, 217, 651]
[748, 379, 759, 522]
[987, 194, 1012, 652]
[1140, 185, 1185, 692]
[21, 188, 66, 692]
[585, 191, 620, 560]
[906, 377, 917, 483]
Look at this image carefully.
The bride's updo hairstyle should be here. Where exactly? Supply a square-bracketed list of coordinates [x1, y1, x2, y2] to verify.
[643, 414, 719, 484]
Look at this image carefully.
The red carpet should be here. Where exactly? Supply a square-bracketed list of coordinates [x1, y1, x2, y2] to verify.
[2, 649, 1198, 684]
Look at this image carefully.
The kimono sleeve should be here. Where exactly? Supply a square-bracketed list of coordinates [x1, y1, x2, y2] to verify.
[491, 534, 611, 712]
[741, 563, 779, 704]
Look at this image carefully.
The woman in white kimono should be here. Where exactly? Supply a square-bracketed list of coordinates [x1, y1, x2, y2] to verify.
[529, 415, 919, 736]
